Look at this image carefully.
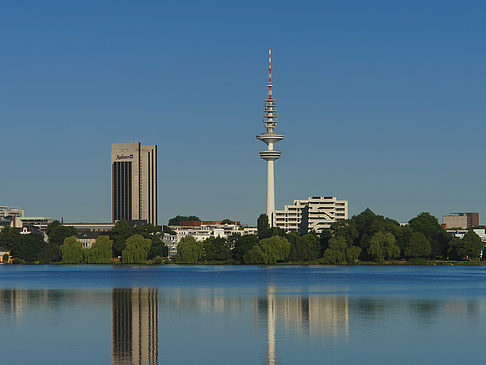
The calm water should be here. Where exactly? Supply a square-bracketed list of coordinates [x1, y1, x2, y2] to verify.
[0, 265, 485, 365]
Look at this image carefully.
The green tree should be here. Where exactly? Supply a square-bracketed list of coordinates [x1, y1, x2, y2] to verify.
[2, 253, 9, 263]
[168, 216, 200, 226]
[321, 237, 347, 264]
[176, 236, 203, 263]
[288, 232, 320, 261]
[345, 246, 361, 264]
[408, 212, 443, 239]
[243, 236, 290, 264]
[462, 230, 483, 260]
[448, 230, 483, 260]
[110, 220, 135, 257]
[38, 243, 61, 264]
[148, 237, 168, 259]
[404, 232, 431, 259]
[368, 232, 400, 262]
[257, 214, 271, 239]
[122, 234, 151, 264]
[202, 237, 232, 261]
[61, 236, 84, 264]
[221, 219, 234, 224]
[231, 234, 258, 262]
[87, 236, 113, 264]
[46, 221, 77, 246]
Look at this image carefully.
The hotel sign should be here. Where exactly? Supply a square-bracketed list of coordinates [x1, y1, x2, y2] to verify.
[116, 154, 134, 160]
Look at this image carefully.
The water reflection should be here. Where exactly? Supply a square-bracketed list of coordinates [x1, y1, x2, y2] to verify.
[0, 287, 483, 365]
[112, 288, 158, 365]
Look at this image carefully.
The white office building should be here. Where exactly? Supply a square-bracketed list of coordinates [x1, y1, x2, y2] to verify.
[275, 196, 348, 233]
[0, 206, 24, 219]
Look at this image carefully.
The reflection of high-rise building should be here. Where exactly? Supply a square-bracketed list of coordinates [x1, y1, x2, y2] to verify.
[111, 142, 158, 225]
[112, 288, 158, 365]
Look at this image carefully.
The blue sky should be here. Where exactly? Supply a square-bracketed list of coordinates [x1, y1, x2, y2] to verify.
[2, 0, 486, 225]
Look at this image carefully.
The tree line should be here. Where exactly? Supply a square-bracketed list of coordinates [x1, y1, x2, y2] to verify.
[0, 220, 168, 264]
[0, 210, 483, 264]
[176, 210, 484, 264]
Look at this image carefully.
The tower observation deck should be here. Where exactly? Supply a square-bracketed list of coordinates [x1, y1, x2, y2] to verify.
[257, 49, 284, 227]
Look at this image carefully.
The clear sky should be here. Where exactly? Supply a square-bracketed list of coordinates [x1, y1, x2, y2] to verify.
[2, 0, 486, 226]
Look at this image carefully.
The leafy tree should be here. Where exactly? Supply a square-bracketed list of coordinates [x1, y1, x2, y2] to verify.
[0, 226, 21, 250]
[168, 216, 200, 226]
[46, 221, 77, 246]
[408, 212, 443, 239]
[404, 232, 431, 259]
[122, 234, 151, 264]
[203, 237, 232, 261]
[319, 229, 332, 255]
[447, 237, 468, 260]
[243, 236, 290, 264]
[462, 230, 484, 260]
[2, 253, 9, 263]
[288, 232, 320, 261]
[345, 246, 361, 264]
[10, 232, 43, 263]
[38, 243, 61, 264]
[148, 237, 168, 259]
[257, 214, 271, 239]
[61, 236, 84, 264]
[448, 230, 483, 260]
[231, 234, 258, 262]
[243, 245, 267, 264]
[368, 232, 400, 262]
[110, 220, 134, 257]
[176, 236, 203, 263]
[87, 236, 113, 264]
[321, 237, 347, 264]
[221, 219, 234, 225]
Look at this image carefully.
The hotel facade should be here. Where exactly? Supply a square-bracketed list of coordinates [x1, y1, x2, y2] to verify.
[111, 142, 158, 225]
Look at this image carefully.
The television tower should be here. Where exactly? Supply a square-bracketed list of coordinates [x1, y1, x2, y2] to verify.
[257, 49, 284, 227]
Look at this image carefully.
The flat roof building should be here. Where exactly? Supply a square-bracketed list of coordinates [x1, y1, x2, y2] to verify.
[443, 213, 479, 229]
[275, 196, 348, 234]
[111, 142, 158, 225]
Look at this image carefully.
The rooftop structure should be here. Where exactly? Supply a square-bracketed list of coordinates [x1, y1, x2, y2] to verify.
[257, 49, 284, 227]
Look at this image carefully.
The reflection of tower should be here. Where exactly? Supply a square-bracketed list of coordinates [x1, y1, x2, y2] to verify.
[112, 288, 158, 365]
[267, 286, 276, 365]
[257, 49, 284, 227]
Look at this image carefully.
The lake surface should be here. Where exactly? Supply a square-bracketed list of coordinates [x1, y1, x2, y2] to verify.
[0, 265, 485, 365]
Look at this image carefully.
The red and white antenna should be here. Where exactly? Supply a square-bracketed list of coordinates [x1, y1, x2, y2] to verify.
[268, 48, 272, 99]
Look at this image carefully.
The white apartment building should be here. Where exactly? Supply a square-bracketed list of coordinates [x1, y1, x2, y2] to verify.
[275, 196, 348, 234]
[167, 223, 257, 251]
[0, 206, 24, 219]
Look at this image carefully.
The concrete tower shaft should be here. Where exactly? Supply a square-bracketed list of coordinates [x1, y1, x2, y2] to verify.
[257, 49, 284, 227]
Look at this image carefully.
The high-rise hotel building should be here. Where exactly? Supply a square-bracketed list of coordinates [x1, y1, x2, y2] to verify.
[111, 142, 158, 225]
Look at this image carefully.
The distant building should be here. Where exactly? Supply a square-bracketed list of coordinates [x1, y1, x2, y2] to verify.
[168, 221, 257, 246]
[0, 206, 24, 220]
[275, 196, 348, 234]
[111, 142, 158, 225]
[19, 217, 54, 233]
[443, 213, 479, 229]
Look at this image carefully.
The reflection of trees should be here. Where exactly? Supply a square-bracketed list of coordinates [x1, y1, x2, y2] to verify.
[112, 288, 158, 365]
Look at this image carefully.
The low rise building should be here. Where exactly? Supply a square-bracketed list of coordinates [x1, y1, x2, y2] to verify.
[168, 221, 257, 245]
[275, 196, 348, 234]
[0, 206, 24, 219]
[443, 213, 479, 229]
